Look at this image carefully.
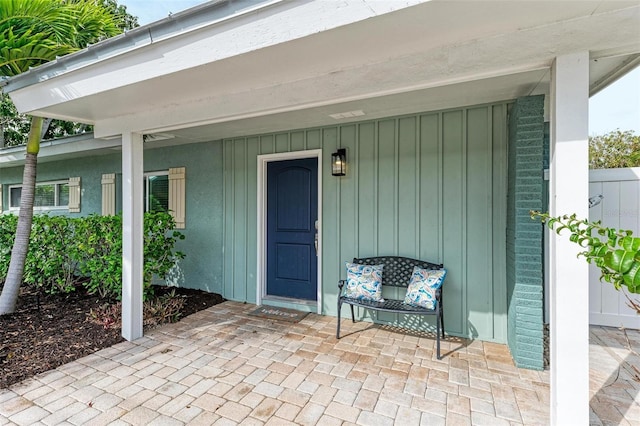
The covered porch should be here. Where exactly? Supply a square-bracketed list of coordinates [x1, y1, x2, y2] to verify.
[2, 1, 640, 423]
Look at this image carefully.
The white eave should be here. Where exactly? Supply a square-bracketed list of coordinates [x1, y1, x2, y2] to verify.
[0, 133, 122, 167]
[2, 0, 639, 143]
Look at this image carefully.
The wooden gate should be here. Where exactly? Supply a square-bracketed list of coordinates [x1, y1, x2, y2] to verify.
[589, 167, 640, 329]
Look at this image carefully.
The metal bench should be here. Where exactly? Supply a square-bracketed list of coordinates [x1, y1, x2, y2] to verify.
[337, 256, 446, 359]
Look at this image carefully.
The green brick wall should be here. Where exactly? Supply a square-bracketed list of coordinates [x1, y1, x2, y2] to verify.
[506, 95, 545, 370]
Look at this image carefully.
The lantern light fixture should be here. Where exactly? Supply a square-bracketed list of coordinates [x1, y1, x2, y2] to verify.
[331, 148, 346, 176]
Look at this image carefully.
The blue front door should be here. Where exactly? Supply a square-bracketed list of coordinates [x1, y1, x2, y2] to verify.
[266, 158, 318, 301]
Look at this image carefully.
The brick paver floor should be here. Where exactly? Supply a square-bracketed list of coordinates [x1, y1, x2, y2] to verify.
[0, 301, 638, 425]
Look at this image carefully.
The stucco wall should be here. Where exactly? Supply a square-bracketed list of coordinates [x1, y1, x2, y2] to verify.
[0, 141, 224, 294]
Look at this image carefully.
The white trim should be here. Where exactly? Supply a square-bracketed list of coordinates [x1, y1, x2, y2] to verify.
[144, 170, 169, 213]
[144, 170, 170, 177]
[589, 167, 640, 182]
[549, 52, 590, 426]
[256, 149, 323, 313]
[121, 132, 144, 341]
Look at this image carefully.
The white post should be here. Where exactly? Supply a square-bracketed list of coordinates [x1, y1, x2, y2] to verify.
[121, 132, 144, 341]
[549, 52, 589, 425]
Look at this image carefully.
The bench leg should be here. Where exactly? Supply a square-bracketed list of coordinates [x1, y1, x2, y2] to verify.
[436, 306, 441, 360]
[436, 326, 441, 360]
[440, 309, 445, 339]
[349, 304, 355, 323]
[336, 299, 342, 339]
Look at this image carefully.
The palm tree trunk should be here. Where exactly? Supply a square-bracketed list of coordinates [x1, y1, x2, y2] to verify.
[0, 117, 41, 315]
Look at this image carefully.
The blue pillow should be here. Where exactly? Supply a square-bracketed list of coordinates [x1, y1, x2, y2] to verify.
[404, 267, 447, 309]
[344, 262, 384, 302]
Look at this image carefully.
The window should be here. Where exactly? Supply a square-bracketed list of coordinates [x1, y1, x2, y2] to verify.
[144, 171, 169, 213]
[9, 180, 73, 211]
[102, 167, 185, 228]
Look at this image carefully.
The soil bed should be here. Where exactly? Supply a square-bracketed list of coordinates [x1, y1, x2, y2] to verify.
[0, 286, 224, 389]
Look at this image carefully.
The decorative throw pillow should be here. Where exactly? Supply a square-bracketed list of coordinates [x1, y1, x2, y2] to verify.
[344, 262, 384, 302]
[404, 267, 447, 309]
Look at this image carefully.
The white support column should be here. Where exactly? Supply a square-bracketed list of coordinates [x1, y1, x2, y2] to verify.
[549, 52, 590, 425]
[121, 132, 144, 341]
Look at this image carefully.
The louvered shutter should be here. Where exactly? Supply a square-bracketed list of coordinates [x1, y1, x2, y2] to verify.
[101, 173, 116, 215]
[68, 177, 81, 213]
[168, 167, 186, 229]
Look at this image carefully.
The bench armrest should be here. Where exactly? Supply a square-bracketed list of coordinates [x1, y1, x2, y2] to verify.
[338, 279, 346, 296]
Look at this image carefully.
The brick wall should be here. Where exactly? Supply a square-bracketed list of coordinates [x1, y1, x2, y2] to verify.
[506, 95, 545, 370]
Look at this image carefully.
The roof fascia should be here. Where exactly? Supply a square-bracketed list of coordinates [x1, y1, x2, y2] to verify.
[0, 133, 121, 167]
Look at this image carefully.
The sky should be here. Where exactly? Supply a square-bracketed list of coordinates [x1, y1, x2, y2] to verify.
[122, 0, 208, 24]
[121, 0, 640, 137]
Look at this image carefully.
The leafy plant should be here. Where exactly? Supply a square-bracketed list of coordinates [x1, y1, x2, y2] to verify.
[0, 212, 185, 300]
[589, 130, 640, 169]
[24, 215, 78, 294]
[0, 215, 18, 280]
[143, 212, 186, 297]
[531, 211, 640, 312]
[74, 212, 185, 300]
[89, 290, 186, 330]
[75, 214, 123, 299]
[88, 302, 120, 329]
[142, 290, 186, 327]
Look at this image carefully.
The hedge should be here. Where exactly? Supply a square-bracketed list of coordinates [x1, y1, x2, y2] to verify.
[0, 212, 184, 300]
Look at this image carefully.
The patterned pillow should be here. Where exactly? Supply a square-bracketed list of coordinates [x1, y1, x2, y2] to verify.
[404, 267, 447, 309]
[344, 262, 384, 302]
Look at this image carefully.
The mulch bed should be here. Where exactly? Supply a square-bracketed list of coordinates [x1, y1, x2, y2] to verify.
[0, 286, 224, 389]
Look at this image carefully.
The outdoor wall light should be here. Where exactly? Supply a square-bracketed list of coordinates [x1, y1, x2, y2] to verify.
[331, 148, 347, 176]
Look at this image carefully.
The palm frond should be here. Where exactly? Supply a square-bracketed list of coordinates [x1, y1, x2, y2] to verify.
[0, 0, 123, 77]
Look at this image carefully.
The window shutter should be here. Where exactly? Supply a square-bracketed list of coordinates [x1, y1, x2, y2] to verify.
[68, 177, 81, 213]
[101, 173, 116, 216]
[168, 167, 186, 229]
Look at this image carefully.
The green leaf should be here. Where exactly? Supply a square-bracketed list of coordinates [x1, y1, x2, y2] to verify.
[621, 236, 640, 252]
[623, 262, 640, 293]
[604, 250, 636, 274]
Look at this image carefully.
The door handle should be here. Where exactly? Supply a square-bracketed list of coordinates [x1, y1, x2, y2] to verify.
[314, 220, 318, 256]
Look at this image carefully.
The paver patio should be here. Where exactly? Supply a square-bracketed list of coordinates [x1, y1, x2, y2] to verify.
[0, 301, 638, 425]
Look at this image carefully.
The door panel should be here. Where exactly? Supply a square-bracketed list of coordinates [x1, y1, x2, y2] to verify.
[267, 158, 318, 300]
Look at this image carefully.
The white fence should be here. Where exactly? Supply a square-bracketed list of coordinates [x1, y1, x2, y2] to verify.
[589, 167, 640, 329]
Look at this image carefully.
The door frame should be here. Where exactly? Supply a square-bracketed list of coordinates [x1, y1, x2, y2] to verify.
[257, 149, 323, 313]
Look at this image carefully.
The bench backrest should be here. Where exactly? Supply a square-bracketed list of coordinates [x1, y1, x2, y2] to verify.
[352, 256, 443, 288]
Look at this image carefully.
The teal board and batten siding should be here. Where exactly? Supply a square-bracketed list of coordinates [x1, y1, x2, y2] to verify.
[223, 103, 510, 342]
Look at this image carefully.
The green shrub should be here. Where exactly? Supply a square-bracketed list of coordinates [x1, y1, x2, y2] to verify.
[88, 290, 187, 330]
[0, 212, 185, 300]
[24, 215, 78, 294]
[0, 214, 17, 281]
[143, 212, 185, 298]
[0, 214, 79, 293]
[75, 214, 123, 299]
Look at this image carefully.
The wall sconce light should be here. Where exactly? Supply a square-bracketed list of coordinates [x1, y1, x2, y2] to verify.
[331, 148, 346, 176]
